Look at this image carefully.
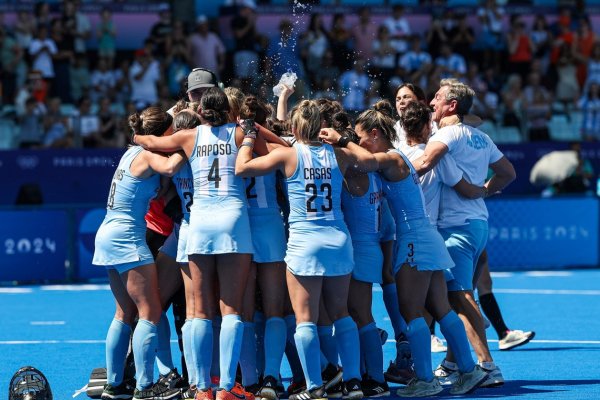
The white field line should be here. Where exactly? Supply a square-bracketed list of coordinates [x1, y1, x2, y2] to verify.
[30, 321, 66, 325]
[385, 339, 600, 344]
[494, 289, 600, 295]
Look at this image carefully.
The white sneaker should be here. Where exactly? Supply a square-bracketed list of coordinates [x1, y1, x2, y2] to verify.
[430, 335, 447, 353]
[433, 363, 458, 386]
[479, 365, 504, 388]
[449, 365, 488, 395]
[499, 330, 535, 351]
[396, 378, 443, 398]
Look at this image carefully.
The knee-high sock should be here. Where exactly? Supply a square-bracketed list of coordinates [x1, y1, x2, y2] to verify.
[156, 312, 176, 376]
[318, 325, 338, 366]
[191, 318, 213, 390]
[284, 315, 304, 382]
[333, 317, 360, 381]
[254, 311, 266, 377]
[106, 319, 131, 386]
[381, 283, 407, 339]
[439, 311, 475, 373]
[240, 321, 258, 386]
[263, 317, 286, 379]
[294, 322, 323, 389]
[479, 293, 510, 339]
[359, 322, 385, 382]
[211, 316, 221, 379]
[406, 318, 432, 382]
[182, 320, 197, 386]
[219, 314, 244, 390]
[132, 319, 158, 390]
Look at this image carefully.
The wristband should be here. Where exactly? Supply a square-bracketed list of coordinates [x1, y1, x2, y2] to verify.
[241, 141, 255, 148]
[483, 186, 489, 198]
[338, 136, 352, 148]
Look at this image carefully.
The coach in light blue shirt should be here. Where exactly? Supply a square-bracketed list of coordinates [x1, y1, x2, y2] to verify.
[412, 79, 515, 387]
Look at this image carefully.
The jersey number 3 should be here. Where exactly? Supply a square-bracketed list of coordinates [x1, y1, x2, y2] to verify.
[306, 183, 332, 212]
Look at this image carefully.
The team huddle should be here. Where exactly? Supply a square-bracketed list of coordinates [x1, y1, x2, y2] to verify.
[92, 69, 517, 400]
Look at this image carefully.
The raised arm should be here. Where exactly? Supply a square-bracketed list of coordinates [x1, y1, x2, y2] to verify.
[235, 122, 290, 177]
[485, 156, 516, 197]
[276, 84, 294, 121]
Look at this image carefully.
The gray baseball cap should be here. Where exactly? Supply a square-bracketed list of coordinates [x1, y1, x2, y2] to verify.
[187, 68, 217, 92]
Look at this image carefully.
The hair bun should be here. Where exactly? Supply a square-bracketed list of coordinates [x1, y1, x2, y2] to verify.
[331, 111, 350, 131]
[128, 113, 143, 134]
[373, 100, 394, 118]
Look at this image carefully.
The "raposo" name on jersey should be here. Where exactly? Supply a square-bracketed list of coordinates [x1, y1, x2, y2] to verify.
[197, 143, 232, 157]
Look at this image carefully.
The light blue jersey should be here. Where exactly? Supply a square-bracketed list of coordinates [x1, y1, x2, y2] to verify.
[245, 172, 279, 211]
[286, 144, 344, 224]
[342, 173, 383, 242]
[173, 162, 193, 223]
[93, 146, 159, 266]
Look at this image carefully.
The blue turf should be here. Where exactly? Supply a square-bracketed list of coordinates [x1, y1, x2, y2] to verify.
[1, 270, 600, 399]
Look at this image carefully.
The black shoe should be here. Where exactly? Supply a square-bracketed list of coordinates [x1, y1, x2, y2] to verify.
[258, 375, 278, 400]
[288, 385, 327, 400]
[342, 379, 363, 400]
[287, 379, 307, 396]
[245, 383, 262, 396]
[360, 378, 389, 398]
[133, 383, 182, 399]
[321, 364, 343, 391]
[326, 382, 343, 399]
[101, 381, 135, 400]
[181, 386, 197, 400]
[157, 369, 187, 390]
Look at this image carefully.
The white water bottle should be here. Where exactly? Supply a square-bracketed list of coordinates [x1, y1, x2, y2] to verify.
[273, 71, 297, 97]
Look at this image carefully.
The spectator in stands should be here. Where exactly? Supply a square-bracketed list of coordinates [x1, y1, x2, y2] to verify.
[91, 58, 116, 105]
[97, 8, 117, 69]
[71, 96, 101, 148]
[70, 54, 91, 103]
[506, 17, 534, 82]
[476, 0, 505, 68]
[50, 18, 74, 104]
[16, 70, 48, 118]
[578, 81, 600, 141]
[19, 97, 45, 149]
[327, 13, 352, 72]
[28, 25, 58, 84]
[351, 7, 377, 62]
[61, 1, 78, 56]
[150, 3, 173, 59]
[384, 5, 411, 56]
[113, 59, 132, 106]
[72, 0, 91, 55]
[188, 15, 225, 78]
[231, 1, 260, 80]
[165, 21, 191, 98]
[313, 50, 340, 96]
[555, 42, 580, 116]
[34, 2, 51, 31]
[98, 97, 122, 147]
[129, 49, 160, 110]
[14, 10, 35, 50]
[500, 74, 524, 132]
[398, 35, 432, 90]
[338, 58, 369, 114]
[585, 42, 600, 92]
[0, 26, 24, 105]
[43, 97, 71, 148]
[371, 26, 397, 92]
[300, 13, 329, 84]
[574, 17, 597, 87]
[425, 10, 454, 60]
[434, 43, 467, 79]
[522, 71, 552, 141]
[449, 14, 475, 61]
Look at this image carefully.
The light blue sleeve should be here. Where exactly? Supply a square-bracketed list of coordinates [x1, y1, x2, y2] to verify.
[379, 198, 396, 242]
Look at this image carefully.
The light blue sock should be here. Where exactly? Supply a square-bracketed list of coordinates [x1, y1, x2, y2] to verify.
[406, 317, 433, 382]
[439, 311, 476, 373]
[264, 317, 286, 378]
[318, 325, 338, 366]
[132, 319, 158, 390]
[105, 319, 131, 385]
[240, 322, 258, 386]
[156, 312, 176, 376]
[284, 315, 304, 382]
[219, 314, 244, 390]
[359, 322, 385, 382]
[191, 318, 213, 389]
[182, 320, 197, 386]
[211, 316, 221, 379]
[294, 322, 323, 390]
[333, 316, 360, 381]
[254, 311, 266, 377]
[382, 283, 408, 338]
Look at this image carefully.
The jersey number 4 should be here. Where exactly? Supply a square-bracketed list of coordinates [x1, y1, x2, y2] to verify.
[305, 183, 332, 212]
[208, 158, 222, 188]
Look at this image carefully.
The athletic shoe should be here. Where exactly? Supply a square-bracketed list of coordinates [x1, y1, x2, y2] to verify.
[288, 385, 327, 400]
[181, 386, 197, 400]
[101, 381, 134, 400]
[195, 388, 215, 400]
[342, 378, 363, 400]
[216, 387, 245, 400]
[287, 380, 306, 396]
[499, 330, 535, 351]
[133, 383, 181, 399]
[360, 377, 389, 398]
[430, 335, 447, 353]
[383, 361, 415, 385]
[479, 365, 504, 388]
[233, 383, 255, 400]
[258, 375, 278, 400]
[377, 328, 389, 346]
[157, 369, 187, 391]
[433, 363, 458, 386]
[396, 378, 443, 398]
[322, 364, 343, 391]
[449, 365, 488, 395]
[327, 381, 343, 399]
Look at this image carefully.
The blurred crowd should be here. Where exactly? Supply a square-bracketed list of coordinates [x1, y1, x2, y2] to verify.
[1, 0, 600, 149]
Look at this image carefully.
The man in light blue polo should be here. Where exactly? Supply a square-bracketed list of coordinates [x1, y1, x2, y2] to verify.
[413, 80, 516, 388]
